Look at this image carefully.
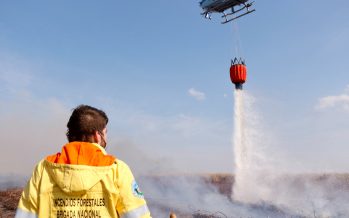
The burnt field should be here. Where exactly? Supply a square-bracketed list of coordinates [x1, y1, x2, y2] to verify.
[1, 173, 349, 217]
[0, 188, 22, 218]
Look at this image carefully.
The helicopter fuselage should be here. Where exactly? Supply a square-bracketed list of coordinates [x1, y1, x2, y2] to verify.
[200, 0, 249, 13]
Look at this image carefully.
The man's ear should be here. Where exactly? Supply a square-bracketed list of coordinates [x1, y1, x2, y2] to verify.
[93, 130, 100, 143]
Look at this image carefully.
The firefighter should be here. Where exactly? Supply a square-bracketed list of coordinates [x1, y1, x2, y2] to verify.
[15, 105, 151, 218]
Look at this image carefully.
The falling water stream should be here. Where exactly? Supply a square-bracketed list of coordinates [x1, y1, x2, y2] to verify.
[231, 89, 349, 217]
[232, 89, 270, 204]
[232, 89, 247, 201]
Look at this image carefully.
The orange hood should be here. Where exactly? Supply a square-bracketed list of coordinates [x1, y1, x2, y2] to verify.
[46, 142, 116, 166]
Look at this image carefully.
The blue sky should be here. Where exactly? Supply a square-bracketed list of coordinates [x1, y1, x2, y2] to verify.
[1, 0, 349, 175]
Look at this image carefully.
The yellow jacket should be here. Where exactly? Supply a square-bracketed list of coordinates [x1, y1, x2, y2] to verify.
[15, 142, 151, 218]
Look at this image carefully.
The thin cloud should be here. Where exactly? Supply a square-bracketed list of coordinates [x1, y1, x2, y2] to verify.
[315, 85, 349, 111]
[188, 88, 206, 101]
[345, 84, 349, 93]
[0, 55, 34, 97]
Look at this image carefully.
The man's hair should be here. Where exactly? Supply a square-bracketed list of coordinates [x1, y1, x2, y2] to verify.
[66, 105, 108, 142]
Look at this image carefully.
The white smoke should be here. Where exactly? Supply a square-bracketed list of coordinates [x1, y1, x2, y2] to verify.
[139, 174, 296, 217]
[0, 174, 27, 190]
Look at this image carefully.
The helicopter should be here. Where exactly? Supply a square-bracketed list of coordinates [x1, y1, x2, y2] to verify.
[200, 0, 255, 24]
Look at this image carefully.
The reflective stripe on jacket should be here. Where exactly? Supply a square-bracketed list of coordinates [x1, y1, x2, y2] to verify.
[15, 142, 151, 218]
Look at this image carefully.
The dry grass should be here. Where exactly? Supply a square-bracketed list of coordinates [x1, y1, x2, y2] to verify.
[0, 188, 22, 218]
